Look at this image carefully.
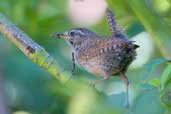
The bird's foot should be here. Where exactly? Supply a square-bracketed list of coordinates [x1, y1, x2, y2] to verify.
[124, 94, 130, 109]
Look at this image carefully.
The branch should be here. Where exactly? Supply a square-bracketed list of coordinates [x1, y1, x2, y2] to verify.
[0, 13, 71, 83]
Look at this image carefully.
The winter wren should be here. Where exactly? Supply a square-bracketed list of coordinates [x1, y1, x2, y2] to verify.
[51, 8, 139, 107]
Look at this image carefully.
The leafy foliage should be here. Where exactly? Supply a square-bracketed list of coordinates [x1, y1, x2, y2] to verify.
[0, 0, 171, 114]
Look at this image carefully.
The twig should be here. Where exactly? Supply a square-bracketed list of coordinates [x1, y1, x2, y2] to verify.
[0, 13, 71, 83]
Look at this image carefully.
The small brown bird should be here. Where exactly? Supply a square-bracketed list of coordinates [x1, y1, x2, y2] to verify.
[51, 8, 139, 107]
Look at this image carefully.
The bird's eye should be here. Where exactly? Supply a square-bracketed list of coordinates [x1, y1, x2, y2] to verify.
[70, 31, 75, 36]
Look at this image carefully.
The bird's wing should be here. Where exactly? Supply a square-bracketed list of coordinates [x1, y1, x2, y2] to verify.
[78, 38, 128, 61]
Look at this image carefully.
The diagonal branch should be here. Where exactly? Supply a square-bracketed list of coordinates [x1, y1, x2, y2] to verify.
[0, 13, 71, 83]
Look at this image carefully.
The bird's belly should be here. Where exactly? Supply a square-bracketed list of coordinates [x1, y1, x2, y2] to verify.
[78, 60, 105, 76]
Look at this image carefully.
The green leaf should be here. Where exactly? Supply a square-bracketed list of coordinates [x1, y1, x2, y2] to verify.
[160, 83, 171, 108]
[143, 58, 167, 80]
[161, 64, 171, 90]
[148, 78, 160, 88]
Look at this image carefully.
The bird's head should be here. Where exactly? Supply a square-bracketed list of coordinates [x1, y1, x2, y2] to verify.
[50, 28, 98, 46]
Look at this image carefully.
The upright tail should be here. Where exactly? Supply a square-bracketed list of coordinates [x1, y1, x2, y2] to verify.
[105, 8, 126, 39]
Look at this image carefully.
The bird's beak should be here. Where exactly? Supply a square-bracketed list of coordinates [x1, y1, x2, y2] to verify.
[50, 32, 70, 40]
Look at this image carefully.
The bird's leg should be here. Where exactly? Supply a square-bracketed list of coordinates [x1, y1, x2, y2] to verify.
[120, 72, 129, 108]
[103, 73, 109, 80]
[71, 52, 76, 75]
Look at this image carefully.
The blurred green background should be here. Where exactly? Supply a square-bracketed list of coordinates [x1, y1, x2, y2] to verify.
[0, 0, 171, 114]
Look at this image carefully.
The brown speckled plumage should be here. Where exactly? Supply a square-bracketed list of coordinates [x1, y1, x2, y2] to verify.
[75, 37, 137, 77]
[51, 8, 139, 107]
